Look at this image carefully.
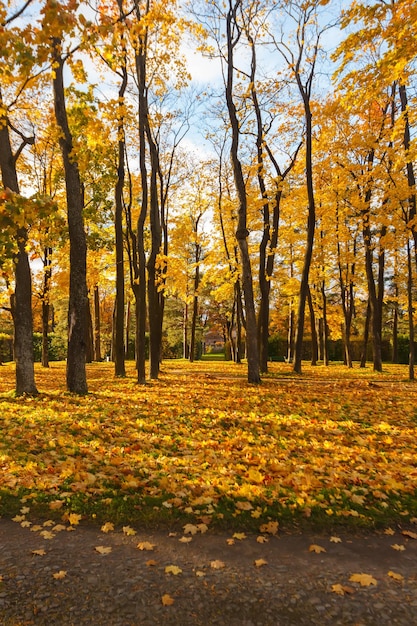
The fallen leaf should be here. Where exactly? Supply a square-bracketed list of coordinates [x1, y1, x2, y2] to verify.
[43, 520, 55, 527]
[32, 549, 46, 556]
[179, 536, 192, 543]
[331, 583, 354, 596]
[21, 521, 31, 528]
[210, 560, 225, 569]
[52, 524, 67, 533]
[68, 513, 82, 526]
[256, 536, 269, 544]
[195, 570, 205, 577]
[20, 506, 30, 515]
[197, 523, 208, 534]
[259, 521, 279, 535]
[101, 522, 114, 533]
[52, 570, 67, 579]
[384, 528, 395, 536]
[330, 536, 342, 543]
[233, 532, 247, 540]
[402, 530, 417, 540]
[39, 531, 55, 540]
[254, 558, 267, 567]
[12, 515, 25, 523]
[30, 525, 43, 532]
[391, 544, 405, 551]
[235, 501, 253, 511]
[95, 546, 112, 555]
[161, 594, 174, 606]
[145, 559, 158, 567]
[49, 500, 64, 510]
[183, 523, 198, 535]
[226, 538, 235, 546]
[137, 542, 155, 551]
[165, 565, 182, 575]
[349, 573, 377, 587]
[122, 525, 136, 536]
[309, 544, 326, 554]
[388, 570, 404, 581]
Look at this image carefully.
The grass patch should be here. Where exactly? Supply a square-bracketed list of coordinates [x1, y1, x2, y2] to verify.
[1, 360, 417, 532]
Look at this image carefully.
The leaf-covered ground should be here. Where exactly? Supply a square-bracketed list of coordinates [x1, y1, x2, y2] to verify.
[1, 360, 417, 530]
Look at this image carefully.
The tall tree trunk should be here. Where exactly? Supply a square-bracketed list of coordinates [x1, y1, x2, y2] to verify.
[41, 246, 52, 368]
[85, 297, 94, 364]
[307, 285, 318, 365]
[189, 250, 201, 363]
[321, 280, 329, 366]
[125, 299, 131, 359]
[93, 284, 101, 361]
[293, 99, 316, 374]
[183, 302, 189, 359]
[0, 95, 37, 395]
[225, 2, 259, 383]
[398, 84, 417, 265]
[114, 28, 127, 377]
[407, 239, 415, 381]
[52, 40, 88, 394]
[360, 299, 371, 368]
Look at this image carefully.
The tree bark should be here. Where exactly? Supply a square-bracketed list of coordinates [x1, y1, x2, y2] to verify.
[0, 94, 37, 395]
[225, 1, 259, 383]
[114, 26, 127, 377]
[41, 246, 52, 368]
[52, 40, 88, 394]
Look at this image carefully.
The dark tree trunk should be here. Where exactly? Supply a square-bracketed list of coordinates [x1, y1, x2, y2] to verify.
[307, 286, 318, 365]
[407, 239, 415, 381]
[0, 93, 37, 395]
[225, 3, 259, 383]
[183, 302, 189, 359]
[85, 297, 94, 363]
[189, 248, 201, 363]
[41, 247, 52, 368]
[52, 40, 88, 394]
[293, 97, 315, 374]
[114, 32, 127, 377]
[360, 299, 371, 368]
[93, 284, 101, 361]
[321, 280, 329, 366]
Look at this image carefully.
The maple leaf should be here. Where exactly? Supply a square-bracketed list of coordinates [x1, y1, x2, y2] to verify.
[43, 520, 55, 527]
[145, 559, 158, 567]
[52, 570, 67, 579]
[330, 536, 342, 543]
[122, 525, 136, 536]
[32, 549, 46, 556]
[233, 532, 247, 540]
[391, 544, 405, 551]
[30, 525, 43, 532]
[161, 594, 174, 606]
[226, 538, 235, 546]
[68, 513, 82, 526]
[39, 531, 55, 540]
[49, 500, 64, 510]
[165, 565, 182, 575]
[384, 528, 395, 536]
[331, 583, 354, 596]
[195, 570, 205, 577]
[101, 522, 114, 533]
[20, 506, 30, 515]
[21, 521, 31, 528]
[52, 524, 67, 533]
[309, 544, 326, 554]
[235, 501, 253, 511]
[254, 559, 267, 567]
[12, 515, 25, 523]
[183, 523, 198, 535]
[210, 560, 225, 569]
[349, 573, 377, 587]
[95, 546, 112, 555]
[179, 536, 192, 543]
[259, 521, 279, 535]
[401, 530, 417, 540]
[388, 571, 404, 581]
[256, 536, 269, 544]
[137, 542, 155, 551]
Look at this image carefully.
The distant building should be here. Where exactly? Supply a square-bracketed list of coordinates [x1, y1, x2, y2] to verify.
[203, 330, 225, 353]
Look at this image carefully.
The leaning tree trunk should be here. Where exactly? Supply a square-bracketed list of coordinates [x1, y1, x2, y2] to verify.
[0, 98, 37, 395]
[52, 40, 88, 393]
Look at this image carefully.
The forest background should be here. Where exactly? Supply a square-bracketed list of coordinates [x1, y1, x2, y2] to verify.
[0, 0, 417, 395]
